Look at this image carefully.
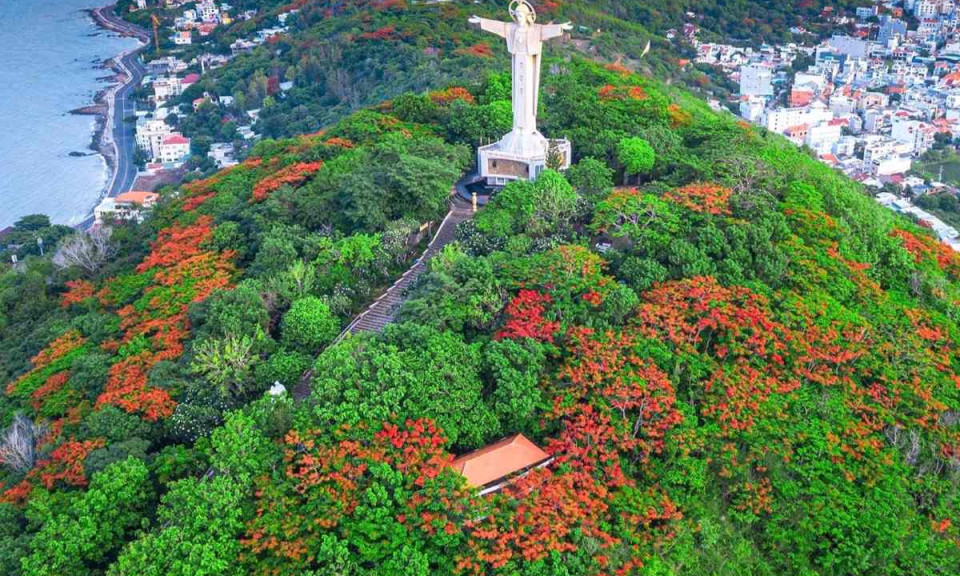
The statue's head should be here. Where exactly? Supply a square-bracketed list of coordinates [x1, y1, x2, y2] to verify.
[509, 0, 536, 25]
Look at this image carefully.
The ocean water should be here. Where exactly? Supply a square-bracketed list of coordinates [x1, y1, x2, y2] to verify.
[0, 0, 140, 229]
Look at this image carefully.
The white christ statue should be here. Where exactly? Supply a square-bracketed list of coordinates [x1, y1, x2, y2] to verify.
[470, 1, 571, 160]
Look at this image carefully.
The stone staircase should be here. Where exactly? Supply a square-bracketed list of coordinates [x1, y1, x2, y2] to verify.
[292, 194, 474, 401]
[338, 198, 473, 337]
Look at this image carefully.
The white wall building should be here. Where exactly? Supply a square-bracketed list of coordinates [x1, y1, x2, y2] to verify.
[891, 116, 935, 153]
[826, 35, 870, 59]
[739, 97, 766, 122]
[153, 76, 183, 101]
[833, 136, 858, 157]
[94, 191, 159, 225]
[805, 123, 844, 153]
[915, 0, 940, 18]
[208, 142, 238, 168]
[763, 101, 833, 133]
[863, 137, 914, 170]
[159, 134, 191, 164]
[863, 109, 889, 133]
[740, 64, 774, 97]
[135, 118, 174, 159]
[829, 94, 857, 115]
[198, 0, 220, 22]
[794, 72, 829, 93]
[871, 155, 913, 175]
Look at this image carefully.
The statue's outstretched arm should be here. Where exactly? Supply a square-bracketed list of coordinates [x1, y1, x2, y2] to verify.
[540, 22, 573, 40]
[469, 15, 509, 38]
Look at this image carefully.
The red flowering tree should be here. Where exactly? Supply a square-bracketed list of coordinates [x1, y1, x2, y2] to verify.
[634, 276, 795, 434]
[251, 162, 324, 202]
[890, 228, 960, 278]
[2, 437, 105, 503]
[495, 290, 559, 343]
[555, 327, 683, 464]
[243, 420, 478, 574]
[663, 183, 732, 216]
[137, 216, 216, 272]
[503, 245, 615, 322]
[428, 87, 476, 105]
[60, 280, 95, 308]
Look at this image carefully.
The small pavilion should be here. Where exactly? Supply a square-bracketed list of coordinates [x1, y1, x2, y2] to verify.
[451, 433, 552, 495]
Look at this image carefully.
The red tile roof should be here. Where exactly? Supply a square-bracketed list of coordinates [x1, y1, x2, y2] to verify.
[162, 134, 190, 145]
[784, 124, 808, 136]
[451, 434, 550, 488]
[790, 90, 815, 107]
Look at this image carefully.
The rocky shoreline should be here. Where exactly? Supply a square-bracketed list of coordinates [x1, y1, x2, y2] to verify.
[70, 5, 149, 216]
[71, 11, 124, 191]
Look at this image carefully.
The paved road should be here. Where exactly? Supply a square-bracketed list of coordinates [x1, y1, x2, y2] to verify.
[79, 5, 149, 229]
[108, 45, 147, 198]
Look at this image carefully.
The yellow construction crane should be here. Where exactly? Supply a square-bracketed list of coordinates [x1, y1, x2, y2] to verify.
[151, 14, 161, 56]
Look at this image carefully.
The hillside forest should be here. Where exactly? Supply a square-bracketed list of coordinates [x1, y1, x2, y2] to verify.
[0, 23, 958, 576]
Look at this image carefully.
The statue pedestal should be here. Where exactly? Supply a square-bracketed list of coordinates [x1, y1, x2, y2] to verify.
[477, 131, 571, 187]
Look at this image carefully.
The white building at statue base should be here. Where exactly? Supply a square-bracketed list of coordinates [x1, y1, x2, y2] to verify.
[478, 130, 571, 186]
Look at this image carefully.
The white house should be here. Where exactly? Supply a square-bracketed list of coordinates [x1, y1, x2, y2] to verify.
[198, 0, 220, 22]
[94, 191, 159, 225]
[739, 97, 766, 123]
[208, 142, 238, 168]
[829, 93, 857, 115]
[825, 35, 870, 59]
[915, 0, 940, 18]
[871, 155, 913, 176]
[159, 134, 191, 164]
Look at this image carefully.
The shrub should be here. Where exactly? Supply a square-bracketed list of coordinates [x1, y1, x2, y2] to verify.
[281, 297, 340, 353]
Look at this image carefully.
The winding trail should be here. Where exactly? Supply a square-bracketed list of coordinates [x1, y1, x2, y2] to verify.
[292, 193, 475, 401]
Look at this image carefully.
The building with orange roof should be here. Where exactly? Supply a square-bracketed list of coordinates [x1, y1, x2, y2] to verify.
[790, 89, 815, 107]
[94, 191, 160, 225]
[115, 191, 159, 207]
[784, 123, 809, 144]
[451, 434, 552, 495]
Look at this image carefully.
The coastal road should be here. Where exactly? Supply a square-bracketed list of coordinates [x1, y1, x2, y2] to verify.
[79, 5, 150, 229]
[108, 45, 147, 197]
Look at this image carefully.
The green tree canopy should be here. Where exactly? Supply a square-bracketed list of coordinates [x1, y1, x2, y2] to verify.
[310, 323, 499, 448]
[616, 137, 656, 183]
[281, 297, 340, 354]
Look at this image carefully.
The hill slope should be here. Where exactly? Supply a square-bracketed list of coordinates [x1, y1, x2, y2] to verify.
[1, 57, 958, 575]
[124, 0, 875, 148]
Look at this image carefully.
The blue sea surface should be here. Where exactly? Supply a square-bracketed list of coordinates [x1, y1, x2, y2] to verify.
[0, 0, 139, 229]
